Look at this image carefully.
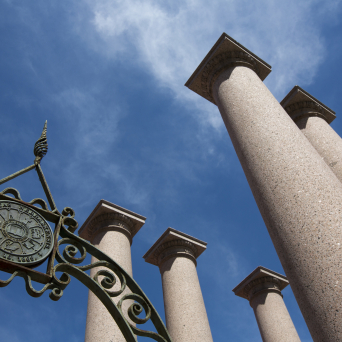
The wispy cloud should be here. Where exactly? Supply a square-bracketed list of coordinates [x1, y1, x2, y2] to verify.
[78, 0, 341, 127]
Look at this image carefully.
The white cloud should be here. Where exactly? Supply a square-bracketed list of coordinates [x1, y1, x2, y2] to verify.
[78, 0, 341, 128]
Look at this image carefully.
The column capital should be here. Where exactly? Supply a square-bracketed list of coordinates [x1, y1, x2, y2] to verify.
[281, 85, 336, 124]
[143, 228, 207, 267]
[78, 199, 146, 244]
[232, 266, 289, 304]
[185, 32, 271, 105]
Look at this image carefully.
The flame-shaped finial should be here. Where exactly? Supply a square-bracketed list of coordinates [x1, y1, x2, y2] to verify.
[34, 121, 48, 163]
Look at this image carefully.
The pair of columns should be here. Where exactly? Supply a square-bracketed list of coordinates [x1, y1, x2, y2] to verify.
[78, 200, 213, 342]
[185, 33, 342, 341]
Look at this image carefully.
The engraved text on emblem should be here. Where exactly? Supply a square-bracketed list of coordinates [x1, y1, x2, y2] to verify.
[0, 200, 54, 266]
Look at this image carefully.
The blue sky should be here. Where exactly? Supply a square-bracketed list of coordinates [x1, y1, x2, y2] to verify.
[0, 0, 342, 341]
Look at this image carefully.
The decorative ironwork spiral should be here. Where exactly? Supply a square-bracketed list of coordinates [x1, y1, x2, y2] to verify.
[119, 294, 152, 325]
[93, 268, 127, 297]
[34, 121, 48, 162]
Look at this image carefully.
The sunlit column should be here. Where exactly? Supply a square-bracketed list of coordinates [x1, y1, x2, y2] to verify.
[233, 266, 301, 342]
[79, 199, 146, 342]
[143, 228, 213, 342]
[281, 85, 342, 182]
[185, 33, 342, 341]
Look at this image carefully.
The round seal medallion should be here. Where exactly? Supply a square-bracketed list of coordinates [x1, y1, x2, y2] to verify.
[0, 200, 54, 266]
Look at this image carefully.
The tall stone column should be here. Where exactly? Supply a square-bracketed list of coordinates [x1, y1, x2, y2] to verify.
[185, 33, 342, 341]
[143, 228, 213, 342]
[281, 86, 342, 182]
[78, 199, 146, 342]
[233, 266, 301, 342]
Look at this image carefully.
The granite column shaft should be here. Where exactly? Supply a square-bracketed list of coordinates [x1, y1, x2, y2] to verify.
[251, 290, 300, 342]
[85, 230, 133, 342]
[212, 65, 342, 341]
[296, 116, 342, 182]
[160, 253, 212, 342]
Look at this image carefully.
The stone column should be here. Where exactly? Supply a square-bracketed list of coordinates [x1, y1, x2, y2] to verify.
[233, 266, 301, 342]
[78, 199, 146, 342]
[143, 228, 213, 342]
[281, 86, 342, 182]
[185, 33, 342, 341]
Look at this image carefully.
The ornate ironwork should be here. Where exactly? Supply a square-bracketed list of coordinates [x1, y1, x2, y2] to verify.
[0, 122, 172, 342]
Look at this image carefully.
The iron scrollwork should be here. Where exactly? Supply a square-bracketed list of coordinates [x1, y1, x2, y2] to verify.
[0, 122, 172, 342]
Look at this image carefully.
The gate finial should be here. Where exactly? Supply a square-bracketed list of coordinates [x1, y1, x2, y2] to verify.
[34, 120, 48, 163]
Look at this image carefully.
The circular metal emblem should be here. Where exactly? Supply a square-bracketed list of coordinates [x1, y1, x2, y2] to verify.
[0, 200, 54, 266]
